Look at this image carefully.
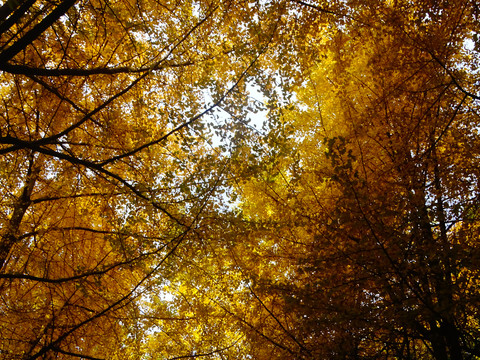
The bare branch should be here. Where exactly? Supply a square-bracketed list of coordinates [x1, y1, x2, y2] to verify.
[50, 347, 104, 360]
[0, 61, 195, 76]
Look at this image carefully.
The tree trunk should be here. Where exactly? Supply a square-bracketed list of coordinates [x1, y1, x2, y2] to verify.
[0, 155, 39, 270]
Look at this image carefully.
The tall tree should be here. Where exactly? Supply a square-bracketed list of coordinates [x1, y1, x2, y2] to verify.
[226, 0, 480, 359]
[0, 0, 284, 358]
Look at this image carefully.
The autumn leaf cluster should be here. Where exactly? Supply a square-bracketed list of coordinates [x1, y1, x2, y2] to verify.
[0, 0, 479, 359]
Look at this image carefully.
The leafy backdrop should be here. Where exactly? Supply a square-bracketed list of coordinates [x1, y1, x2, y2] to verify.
[0, 0, 479, 359]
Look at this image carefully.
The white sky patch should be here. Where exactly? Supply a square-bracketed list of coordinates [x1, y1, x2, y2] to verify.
[245, 84, 269, 131]
[464, 38, 475, 51]
[200, 83, 268, 148]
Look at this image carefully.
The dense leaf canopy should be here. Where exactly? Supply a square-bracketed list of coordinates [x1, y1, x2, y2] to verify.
[0, 0, 479, 359]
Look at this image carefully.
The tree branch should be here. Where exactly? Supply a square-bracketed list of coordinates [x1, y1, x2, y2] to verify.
[0, 0, 37, 35]
[428, 51, 480, 101]
[51, 347, 104, 360]
[0, 60, 194, 76]
[98, 30, 270, 167]
[26, 228, 190, 360]
[0, 0, 77, 64]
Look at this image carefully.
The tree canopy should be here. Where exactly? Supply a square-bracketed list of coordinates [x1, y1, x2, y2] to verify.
[0, 0, 479, 359]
